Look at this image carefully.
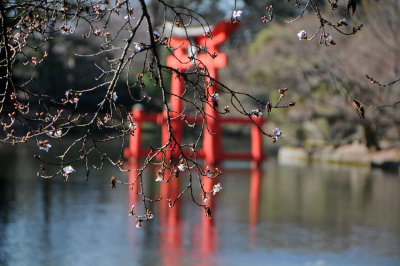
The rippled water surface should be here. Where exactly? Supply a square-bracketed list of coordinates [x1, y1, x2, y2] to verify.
[1, 146, 400, 266]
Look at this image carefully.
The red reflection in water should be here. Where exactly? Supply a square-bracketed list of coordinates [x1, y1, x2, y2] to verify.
[191, 166, 220, 266]
[249, 163, 263, 248]
[192, 210, 218, 266]
[126, 161, 263, 265]
[160, 167, 183, 266]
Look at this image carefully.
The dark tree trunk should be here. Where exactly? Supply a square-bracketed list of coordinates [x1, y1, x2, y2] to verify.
[362, 122, 380, 151]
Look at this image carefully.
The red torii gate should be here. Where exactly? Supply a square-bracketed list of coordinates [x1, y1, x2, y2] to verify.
[124, 21, 266, 227]
[124, 21, 266, 166]
[165, 21, 237, 166]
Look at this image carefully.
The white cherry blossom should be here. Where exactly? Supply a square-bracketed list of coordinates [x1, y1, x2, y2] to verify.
[63, 165, 75, 175]
[178, 163, 186, 172]
[232, 10, 243, 19]
[212, 183, 222, 195]
[297, 30, 307, 40]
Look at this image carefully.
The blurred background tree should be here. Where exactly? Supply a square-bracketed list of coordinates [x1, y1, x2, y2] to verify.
[220, 0, 399, 150]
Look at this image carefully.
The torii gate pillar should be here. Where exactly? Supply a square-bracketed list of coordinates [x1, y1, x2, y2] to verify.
[166, 21, 239, 166]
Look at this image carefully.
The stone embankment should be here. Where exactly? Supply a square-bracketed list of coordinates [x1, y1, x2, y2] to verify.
[278, 141, 400, 170]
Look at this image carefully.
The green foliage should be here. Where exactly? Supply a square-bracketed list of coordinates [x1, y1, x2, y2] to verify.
[248, 27, 276, 56]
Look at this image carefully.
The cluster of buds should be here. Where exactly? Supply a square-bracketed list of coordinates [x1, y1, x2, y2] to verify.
[127, 113, 137, 136]
[92, 3, 103, 12]
[231, 10, 243, 24]
[115, 0, 126, 9]
[152, 31, 161, 43]
[201, 183, 223, 204]
[32, 52, 48, 66]
[142, 94, 152, 102]
[261, 5, 273, 23]
[204, 167, 213, 178]
[123, 8, 134, 20]
[128, 122, 137, 135]
[116, 159, 124, 167]
[102, 113, 111, 124]
[250, 109, 263, 118]
[145, 209, 154, 220]
[91, 3, 106, 19]
[324, 33, 336, 46]
[10, 92, 17, 101]
[12, 99, 28, 113]
[47, 129, 62, 138]
[31, 57, 38, 65]
[204, 166, 222, 178]
[211, 92, 220, 107]
[39, 109, 63, 124]
[60, 23, 73, 34]
[63, 90, 82, 104]
[136, 73, 146, 90]
[37, 140, 51, 152]
[272, 128, 284, 143]
[18, 13, 47, 34]
[93, 28, 109, 38]
[337, 18, 348, 27]
[152, 31, 168, 46]
[173, 17, 183, 27]
[224, 105, 230, 113]
[9, 31, 28, 50]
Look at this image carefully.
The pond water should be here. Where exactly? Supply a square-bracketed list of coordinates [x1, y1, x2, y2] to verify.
[1, 146, 400, 266]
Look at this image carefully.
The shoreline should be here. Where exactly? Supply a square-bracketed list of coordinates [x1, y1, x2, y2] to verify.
[278, 141, 400, 171]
